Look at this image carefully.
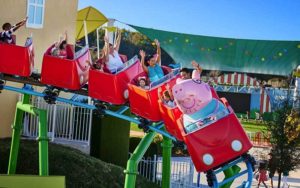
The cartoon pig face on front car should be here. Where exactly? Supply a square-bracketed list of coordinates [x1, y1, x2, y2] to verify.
[172, 79, 212, 114]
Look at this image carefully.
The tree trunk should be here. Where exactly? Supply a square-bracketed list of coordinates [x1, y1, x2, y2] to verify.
[277, 172, 282, 188]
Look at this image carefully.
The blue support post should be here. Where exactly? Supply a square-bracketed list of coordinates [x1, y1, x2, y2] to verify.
[197, 173, 201, 187]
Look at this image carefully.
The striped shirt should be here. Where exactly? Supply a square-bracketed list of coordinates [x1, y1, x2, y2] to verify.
[0, 28, 14, 44]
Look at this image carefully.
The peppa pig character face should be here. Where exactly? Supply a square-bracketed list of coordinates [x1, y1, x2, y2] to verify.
[172, 79, 212, 114]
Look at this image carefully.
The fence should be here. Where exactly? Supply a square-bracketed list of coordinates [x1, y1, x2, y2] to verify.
[137, 153, 267, 188]
[22, 96, 92, 149]
[246, 131, 271, 147]
[136, 155, 207, 188]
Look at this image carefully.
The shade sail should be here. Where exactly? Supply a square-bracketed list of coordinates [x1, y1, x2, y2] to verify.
[131, 25, 300, 76]
[76, 6, 108, 40]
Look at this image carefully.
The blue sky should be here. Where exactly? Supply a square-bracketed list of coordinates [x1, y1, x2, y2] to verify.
[78, 0, 300, 41]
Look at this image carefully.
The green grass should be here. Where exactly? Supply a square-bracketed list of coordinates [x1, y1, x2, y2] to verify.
[241, 121, 268, 133]
[130, 123, 141, 132]
[130, 117, 268, 134]
[0, 139, 159, 188]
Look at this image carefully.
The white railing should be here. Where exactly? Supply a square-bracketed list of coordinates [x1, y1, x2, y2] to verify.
[22, 96, 92, 148]
[135, 155, 206, 188]
[137, 154, 263, 188]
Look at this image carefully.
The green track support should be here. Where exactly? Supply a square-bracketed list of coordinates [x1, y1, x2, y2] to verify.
[161, 135, 173, 188]
[8, 94, 49, 176]
[221, 165, 241, 188]
[124, 131, 156, 188]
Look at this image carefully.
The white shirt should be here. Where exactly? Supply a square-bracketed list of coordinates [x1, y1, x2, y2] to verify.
[107, 50, 124, 72]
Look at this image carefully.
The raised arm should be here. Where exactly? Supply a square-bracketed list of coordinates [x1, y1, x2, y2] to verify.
[63, 30, 68, 43]
[114, 29, 122, 52]
[103, 35, 110, 63]
[139, 50, 148, 73]
[191, 60, 202, 74]
[154, 39, 161, 65]
[12, 17, 27, 32]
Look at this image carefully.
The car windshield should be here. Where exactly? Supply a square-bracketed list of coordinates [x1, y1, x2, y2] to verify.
[115, 55, 138, 74]
[149, 68, 180, 89]
[185, 107, 230, 134]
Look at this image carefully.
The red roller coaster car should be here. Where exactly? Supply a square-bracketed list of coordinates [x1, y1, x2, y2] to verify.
[41, 45, 91, 90]
[0, 37, 34, 77]
[158, 102, 184, 140]
[89, 56, 143, 105]
[176, 97, 252, 172]
[128, 67, 179, 122]
[158, 87, 219, 141]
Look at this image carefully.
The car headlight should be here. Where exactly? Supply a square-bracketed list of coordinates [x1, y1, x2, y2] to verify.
[231, 140, 242, 152]
[203, 153, 214, 166]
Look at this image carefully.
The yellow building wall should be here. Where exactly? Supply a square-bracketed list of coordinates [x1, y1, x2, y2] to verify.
[0, 0, 78, 137]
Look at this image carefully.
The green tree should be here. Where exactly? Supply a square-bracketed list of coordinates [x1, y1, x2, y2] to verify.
[267, 103, 300, 187]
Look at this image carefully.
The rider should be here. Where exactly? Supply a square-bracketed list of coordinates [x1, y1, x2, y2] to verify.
[179, 61, 202, 80]
[139, 39, 164, 83]
[103, 29, 124, 74]
[0, 17, 27, 44]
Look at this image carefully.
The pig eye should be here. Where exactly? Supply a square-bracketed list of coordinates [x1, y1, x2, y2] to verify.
[192, 79, 202, 84]
[175, 90, 178, 93]
[180, 88, 182, 91]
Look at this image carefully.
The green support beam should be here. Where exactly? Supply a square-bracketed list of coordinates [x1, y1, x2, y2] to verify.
[161, 135, 173, 188]
[221, 165, 241, 188]
[124, 131, 156, 188]
[7, 104, 24, 174]
[7, 94, 30, 174]
[7, 94, 49, 176]
[37, 110, 49, 176]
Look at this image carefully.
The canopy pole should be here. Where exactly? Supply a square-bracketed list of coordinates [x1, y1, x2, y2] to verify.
[83, 20, 89, 47]
[96, 27, 100, 59]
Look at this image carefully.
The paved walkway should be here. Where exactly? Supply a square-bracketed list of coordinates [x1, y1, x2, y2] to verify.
[252, 170, 300, 188]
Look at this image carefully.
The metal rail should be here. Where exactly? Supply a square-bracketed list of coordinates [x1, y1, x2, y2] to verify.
[2, 84, 176, 141]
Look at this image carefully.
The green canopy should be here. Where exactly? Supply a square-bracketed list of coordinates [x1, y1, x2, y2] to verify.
[131, 25, 300, 76]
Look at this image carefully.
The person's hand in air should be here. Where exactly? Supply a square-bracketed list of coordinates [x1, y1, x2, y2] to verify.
[139, 50, 145, 59]
[154, 39, 160, 47]
[22, 17, 28, 25]
[191, 60, 201, 70]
